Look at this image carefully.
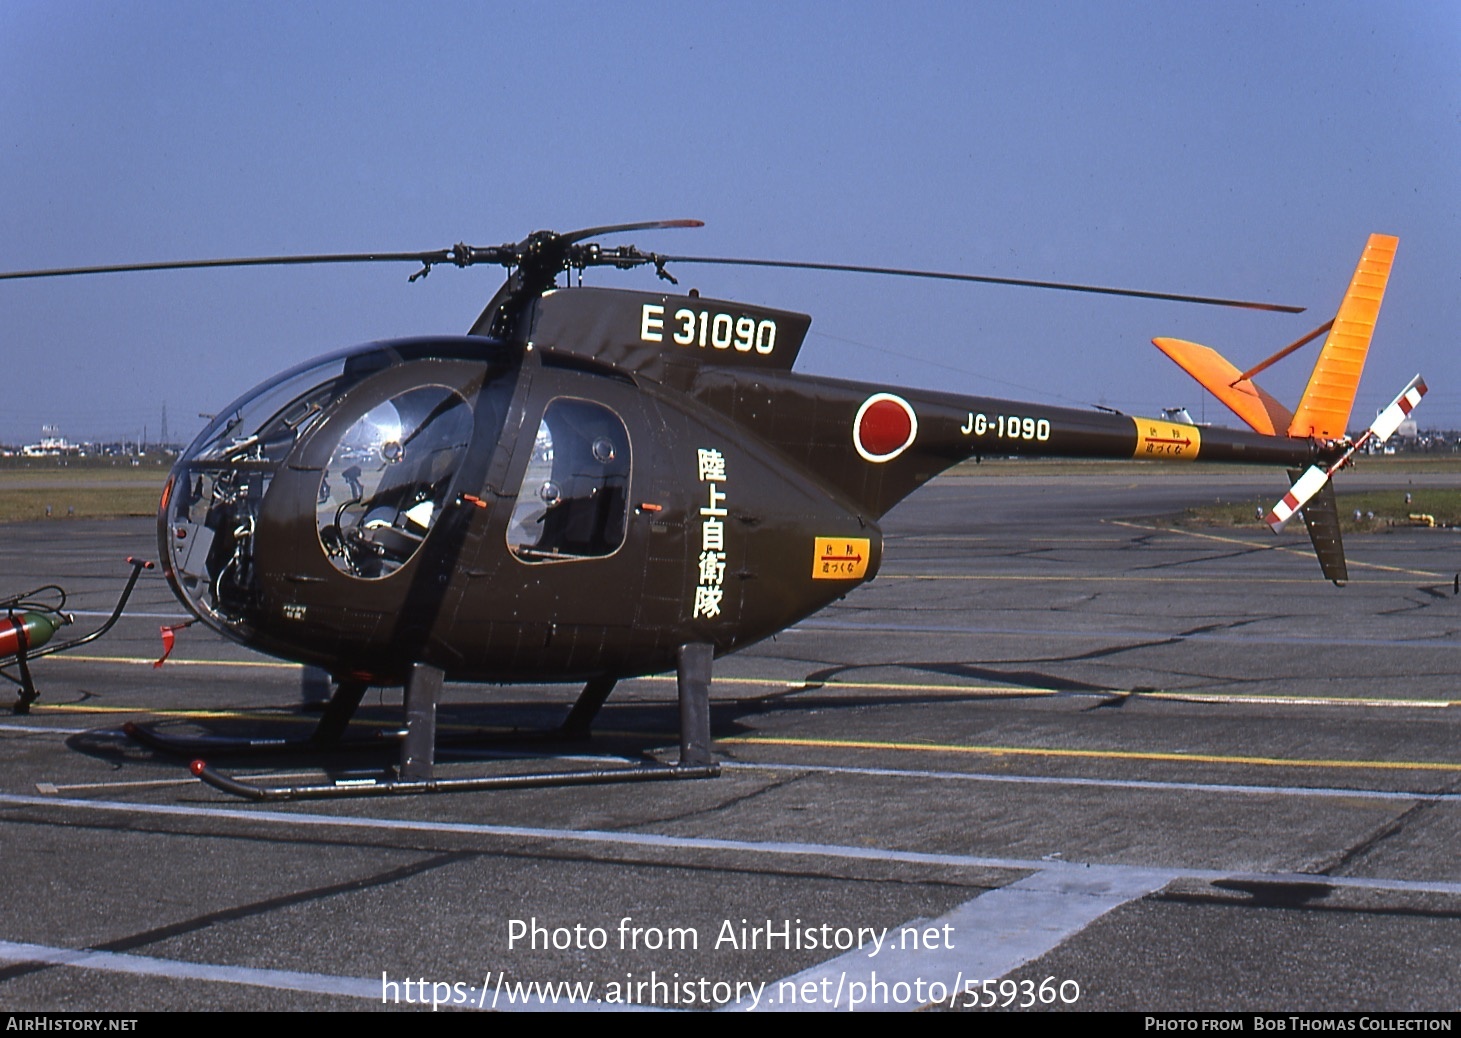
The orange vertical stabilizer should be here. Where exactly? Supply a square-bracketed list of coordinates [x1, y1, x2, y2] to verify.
[1288, 233, 1397, 439]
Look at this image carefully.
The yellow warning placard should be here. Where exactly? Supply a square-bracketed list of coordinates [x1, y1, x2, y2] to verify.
[1132, 418, 1201, 461]
[812, 537, 871, 580]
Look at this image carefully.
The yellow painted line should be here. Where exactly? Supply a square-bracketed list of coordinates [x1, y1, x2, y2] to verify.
[891, 536, 1125, 545]
[719, 735, 1461, 773]
[34, 703, 304, 721]
[634, 674, 1055, 695]
[879, 573, 1408, 584]
[62, 654, 299, 669]
[28, 693, 1457, 776]
[1108, 519, 1447, 579]
[28, 672, 1451, 714]
[33, 704, 1457, 773]
[636, 675, 1456, 708]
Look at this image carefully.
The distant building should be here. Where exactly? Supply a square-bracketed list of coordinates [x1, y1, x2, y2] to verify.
[21, 425, 81, 457]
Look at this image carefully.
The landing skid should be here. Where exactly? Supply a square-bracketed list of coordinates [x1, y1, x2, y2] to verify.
[161, 642, 721, 801]
[121, 720, 405, 756]
[124, 677, 395, 756]
[190, 757, 720, 801]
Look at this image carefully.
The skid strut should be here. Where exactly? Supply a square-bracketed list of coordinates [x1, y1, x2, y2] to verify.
[190, 642, 721, 800]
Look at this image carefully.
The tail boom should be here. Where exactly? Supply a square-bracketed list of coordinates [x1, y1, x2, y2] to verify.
[689, 366, 1325, 520]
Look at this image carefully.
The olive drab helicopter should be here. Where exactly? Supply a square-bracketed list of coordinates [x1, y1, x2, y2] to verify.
[0, 223, 1424, 799]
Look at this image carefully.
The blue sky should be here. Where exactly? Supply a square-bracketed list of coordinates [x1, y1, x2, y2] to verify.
[2, 2, 1457, 445]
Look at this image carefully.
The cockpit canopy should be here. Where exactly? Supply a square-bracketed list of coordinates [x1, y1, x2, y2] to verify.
[163, 338, 516, 634]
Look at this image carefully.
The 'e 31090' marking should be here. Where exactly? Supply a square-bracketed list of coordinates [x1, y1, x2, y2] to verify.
[641, 304, 777, 355]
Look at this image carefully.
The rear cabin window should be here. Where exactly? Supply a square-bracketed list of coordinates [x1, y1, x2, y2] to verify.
[508, 399, 630, 562]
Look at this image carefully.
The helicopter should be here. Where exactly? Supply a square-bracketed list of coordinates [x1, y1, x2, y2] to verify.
[0, 223, 1424, 799]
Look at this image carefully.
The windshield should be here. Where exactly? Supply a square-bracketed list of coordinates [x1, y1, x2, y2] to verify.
[185, 347, 380, 464]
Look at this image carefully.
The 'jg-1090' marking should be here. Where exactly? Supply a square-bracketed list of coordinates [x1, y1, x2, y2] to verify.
[961, 412, 1051, 441]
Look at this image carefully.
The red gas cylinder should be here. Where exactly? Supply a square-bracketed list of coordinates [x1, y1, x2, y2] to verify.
[0, 612, 60, 657]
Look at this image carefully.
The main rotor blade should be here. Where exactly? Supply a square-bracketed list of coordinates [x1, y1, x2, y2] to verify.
[557, 219, 703, 246]
[0, 250, 470, 281]
[0, 222, 707, 282]
[657, 255, 1306, 313]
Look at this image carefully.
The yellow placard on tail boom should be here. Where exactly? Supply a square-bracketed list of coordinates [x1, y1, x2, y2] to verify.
[1131, 418, 1202, 460]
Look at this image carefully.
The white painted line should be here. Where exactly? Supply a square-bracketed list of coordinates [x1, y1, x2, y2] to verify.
[36, 777, 198, 794]
[792, 618, 1461, 652]
[3, 868, 1165, 1014]
[5, 792, 1461, 1012]
[728, 761, 1461, 804]
[0, 792, 1020, 871]
[10, 749, 1455, 803]
[0, 940, 661, 1011]
[0, 939, 378, 1001]
[736, 864, 1172, 1011]
[0, 721, 92, 736]
[4, 792, 1461, 897]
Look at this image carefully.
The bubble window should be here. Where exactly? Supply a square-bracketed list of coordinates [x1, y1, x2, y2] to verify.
[316, 385, 473, 579]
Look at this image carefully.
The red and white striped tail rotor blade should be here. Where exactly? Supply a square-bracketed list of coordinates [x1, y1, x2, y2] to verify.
[1264, 374, 1427, 533]
[1366, 375, 1427, 445]
[1265, 465, 1331, 532]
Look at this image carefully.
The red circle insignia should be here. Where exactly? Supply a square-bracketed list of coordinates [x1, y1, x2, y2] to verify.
[853, 393, 918, 462]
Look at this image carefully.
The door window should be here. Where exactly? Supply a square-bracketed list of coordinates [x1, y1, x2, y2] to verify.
[316, 385, 473, 578]
[508, 398, 630, 562]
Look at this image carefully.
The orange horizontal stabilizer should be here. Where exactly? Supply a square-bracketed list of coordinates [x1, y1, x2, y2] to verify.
[1288, 233, 1397, 439]
[1153, 337, 1294, 436]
